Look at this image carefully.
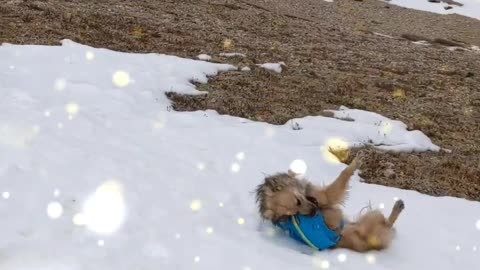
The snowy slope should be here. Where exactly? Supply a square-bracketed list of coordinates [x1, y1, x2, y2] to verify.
[387, 0, 480, 20]
[0, 40, 478, 270]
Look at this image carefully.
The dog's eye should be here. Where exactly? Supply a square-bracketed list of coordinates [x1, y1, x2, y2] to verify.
[296, 199, 301, 206]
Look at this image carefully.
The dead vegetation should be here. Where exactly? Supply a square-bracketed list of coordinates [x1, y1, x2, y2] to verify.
[1, 0, 479, 200]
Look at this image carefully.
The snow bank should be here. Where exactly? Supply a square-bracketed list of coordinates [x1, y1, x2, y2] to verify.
[388, 0, 480, 20]
[258, 62, 286, 73]
[0, 40, 478, 270]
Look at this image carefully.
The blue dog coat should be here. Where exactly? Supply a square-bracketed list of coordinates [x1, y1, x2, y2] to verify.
[275, 212, 344, 250]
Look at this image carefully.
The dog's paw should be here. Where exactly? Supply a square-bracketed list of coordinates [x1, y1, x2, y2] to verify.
[394, 199, 405, 211]
[350, 155, 363, 169]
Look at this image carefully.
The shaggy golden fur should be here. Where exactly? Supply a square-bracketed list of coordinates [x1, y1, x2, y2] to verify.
[255, 156, 405, 252]
[255, 172, 317, 223]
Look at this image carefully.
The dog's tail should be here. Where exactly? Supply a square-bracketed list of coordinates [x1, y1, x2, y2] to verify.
[324, 157, 361, 205]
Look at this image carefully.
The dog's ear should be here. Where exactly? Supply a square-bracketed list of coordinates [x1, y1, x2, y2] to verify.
[287, 169, 296, 177]
[263, 209, 275, 220]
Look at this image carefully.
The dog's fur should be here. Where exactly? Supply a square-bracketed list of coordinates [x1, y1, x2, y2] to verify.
[255, 173, 317, 222]
[255, 156, 405, 252]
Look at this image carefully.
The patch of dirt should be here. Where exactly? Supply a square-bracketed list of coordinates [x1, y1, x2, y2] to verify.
[1, 0, 479, 201]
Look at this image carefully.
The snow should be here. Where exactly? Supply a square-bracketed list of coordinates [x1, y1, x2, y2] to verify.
[257, 62, 286, 73]
[387, 0, 480, 20]
[412, 40, 431, 46]
[197, 54, 212, 61]
[219, 52, 246, 58]
[373, 32, 394, 39]
[1, 40, 479, 270]
[241, 66, 251, 71]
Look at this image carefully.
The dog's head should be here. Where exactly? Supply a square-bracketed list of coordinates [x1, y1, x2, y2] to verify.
[255, 173, 317, 223]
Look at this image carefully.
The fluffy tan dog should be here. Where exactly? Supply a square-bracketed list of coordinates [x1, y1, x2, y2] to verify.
[255, 156, 404, 252]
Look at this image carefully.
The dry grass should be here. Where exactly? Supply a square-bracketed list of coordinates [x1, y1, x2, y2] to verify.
[1, 0, 479, 200]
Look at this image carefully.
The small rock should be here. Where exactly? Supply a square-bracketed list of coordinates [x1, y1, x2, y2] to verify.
[63, 12, 72, 21]
[428, 0, 441, 3]
[444, 6, 453, 10]
[384, 162, 395, 168]
[383, 168, 396, 179]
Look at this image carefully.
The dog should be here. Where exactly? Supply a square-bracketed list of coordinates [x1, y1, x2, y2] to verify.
[255, 156, 405, 252]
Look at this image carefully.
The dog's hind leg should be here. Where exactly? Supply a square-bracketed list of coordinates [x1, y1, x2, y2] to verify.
[338, 202, 404, 252]
[386, 200, 405, 227]
[337, 225, 370, 252]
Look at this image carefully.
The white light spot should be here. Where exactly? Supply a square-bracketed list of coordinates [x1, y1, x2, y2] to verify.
[264, 127, 275, 138]
[206, 227, 214, 234]
[231, 162, 241, 173]
[152, 121, 165, 129]
[473, 246, 477, 252]
[175, 233, 181, 239]
[54, 78, 67, 91]
[265, 228, 276, 237]
[152, 113, 167, 129]
[57, 123, 64, 129]
[223, 38, 233, 49]
[86, 51, 95, 61]
[337, 253, 347, 262]
[379, 203, 385, 209]
[2, 192, 10, 199]
[73, 213, 87, 226]
[243, 267, 252, 270]
[112, 70, 131, 88]
[44, 110, 51, 117]
[65, 103, 80, 118]
[237, 217, 245, 225]
[47, 201, 63, 219]
[289, 159, 307, 175]
[218, 202, 224, 208]
[312, 256, 330, 269]
[476, 219, 480, 230]
[32, 125, 40, 134]
[320, 260, 330, 269]
[190, 200, 202, 211]
[81, 180, 126, 234]
[455, 245, 461, 251]
[393, 197, 399, 201]
[53, 189, 60, 197]
[9, 65, 15, 69]
[194, 256, 200, 263]
[97, 240, 105, 246]
[236, 152, 245, 161]
[366, 254, 376, 264]
[380, 121, 393, 135]
[196, 163, 206, 171]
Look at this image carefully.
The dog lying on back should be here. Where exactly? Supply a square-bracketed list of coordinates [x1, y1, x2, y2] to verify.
[255, 156, 405, 252]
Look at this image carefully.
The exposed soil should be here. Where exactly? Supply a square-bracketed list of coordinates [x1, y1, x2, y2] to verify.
[1, 0, 479, 201]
